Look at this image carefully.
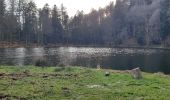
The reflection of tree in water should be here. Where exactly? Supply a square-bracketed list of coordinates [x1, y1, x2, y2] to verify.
[52, 47, 107, 67]
[2, 48, 27, 66]
[159, 52, 170, 74]
[4, 48, 16, 65]
[31, 48, 46, 65]
[14, 48, 26, 66]
[0, 49, 7, 65]
[56, 47, 78, 66]
[73, 55, 102, 68]
[95, 55, 103, 68]
[0, 47, 170, 74]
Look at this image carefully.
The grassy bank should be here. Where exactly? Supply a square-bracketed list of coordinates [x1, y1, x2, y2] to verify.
[0, 66, 170, 100]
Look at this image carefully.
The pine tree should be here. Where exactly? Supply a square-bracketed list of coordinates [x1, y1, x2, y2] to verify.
[8, 0, 18, 45]
[0, 0, 6, 42]
[52, 5, 63, 43]
[60, 4, 69, 29]
[41, 3, 52, 44]
[0, 0, 5, 17]
[23, 1, 37, 45]
[160, 0, 170, 40]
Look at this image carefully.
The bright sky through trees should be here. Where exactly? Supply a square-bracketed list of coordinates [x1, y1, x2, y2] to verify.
[35, 0, 115, 16]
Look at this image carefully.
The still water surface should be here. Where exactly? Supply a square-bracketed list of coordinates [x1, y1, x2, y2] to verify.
[0, 47, 170, 74]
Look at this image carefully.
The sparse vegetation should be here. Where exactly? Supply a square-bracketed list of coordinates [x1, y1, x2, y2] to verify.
[0, 66, 170, 100]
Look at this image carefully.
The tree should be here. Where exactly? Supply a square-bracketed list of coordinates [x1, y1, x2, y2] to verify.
[51, 5, 63, 43]
[149, 9, 161, 44]
[9, 0, 17, 16]
[23, 1, 38, 45]
[0, 0, 5, 16]
[41, 3, 52, 44]
[17, 0, 28, 42]
[160, 0, 170, 40]
[0, 0, 168, 47]
[60, 4, 69, 29]
[7, 0, 18, 44]
[68, 11, 84, 44]
[101, 2, 114, 45]
[0, 0, 6, 42]
[111, 0, 128, 45]
[37, 8, 43, 46]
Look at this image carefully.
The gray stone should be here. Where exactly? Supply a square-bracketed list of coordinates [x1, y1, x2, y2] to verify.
[129, 67, 142, 79]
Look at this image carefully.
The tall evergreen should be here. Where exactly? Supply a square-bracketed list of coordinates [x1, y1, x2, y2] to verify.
[160, 0, 170, 39]
[0, 0, 5, 17]
[60, 4, 69, 30]
[40, 3, 52, 44]
[0, 0, 6, 41]
[23, 1, 37, 45]
[52, 5, 63, 43]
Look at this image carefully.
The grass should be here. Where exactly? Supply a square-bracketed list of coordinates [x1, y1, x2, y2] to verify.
[0, 66, 170, 100]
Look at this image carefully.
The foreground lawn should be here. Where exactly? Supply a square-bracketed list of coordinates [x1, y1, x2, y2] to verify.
[0, 66, 170, 100]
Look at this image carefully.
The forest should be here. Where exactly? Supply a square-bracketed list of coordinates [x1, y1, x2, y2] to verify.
[0, 0, 170, 47]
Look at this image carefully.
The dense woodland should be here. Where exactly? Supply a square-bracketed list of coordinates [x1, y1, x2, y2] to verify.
[0, 0, 170, 47]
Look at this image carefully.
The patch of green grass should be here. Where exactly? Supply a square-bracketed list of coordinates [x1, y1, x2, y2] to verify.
[0, 66, 170, 100]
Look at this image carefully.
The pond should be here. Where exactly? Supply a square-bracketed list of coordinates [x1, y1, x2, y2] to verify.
[0, 47, 170, 74]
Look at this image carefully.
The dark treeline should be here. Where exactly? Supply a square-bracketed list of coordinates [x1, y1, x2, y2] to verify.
[0, 0, 170, 47]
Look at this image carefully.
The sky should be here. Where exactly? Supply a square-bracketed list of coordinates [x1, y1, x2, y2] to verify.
[35, 0, 115, 16]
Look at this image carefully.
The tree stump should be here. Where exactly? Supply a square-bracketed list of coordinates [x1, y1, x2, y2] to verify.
[129, 67, 142, 79]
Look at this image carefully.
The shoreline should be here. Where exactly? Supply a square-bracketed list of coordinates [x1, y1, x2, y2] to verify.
[0, 43, 169, 50]
[0, 41, 169, 50]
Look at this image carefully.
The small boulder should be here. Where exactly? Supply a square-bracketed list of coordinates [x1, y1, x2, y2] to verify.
[128, 67, 142, 79]
[105, 71, 110, 76]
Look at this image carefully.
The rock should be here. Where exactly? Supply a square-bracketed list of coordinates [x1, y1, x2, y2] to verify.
[105, 71, 110, 76]
[129, 67, 142, 79]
